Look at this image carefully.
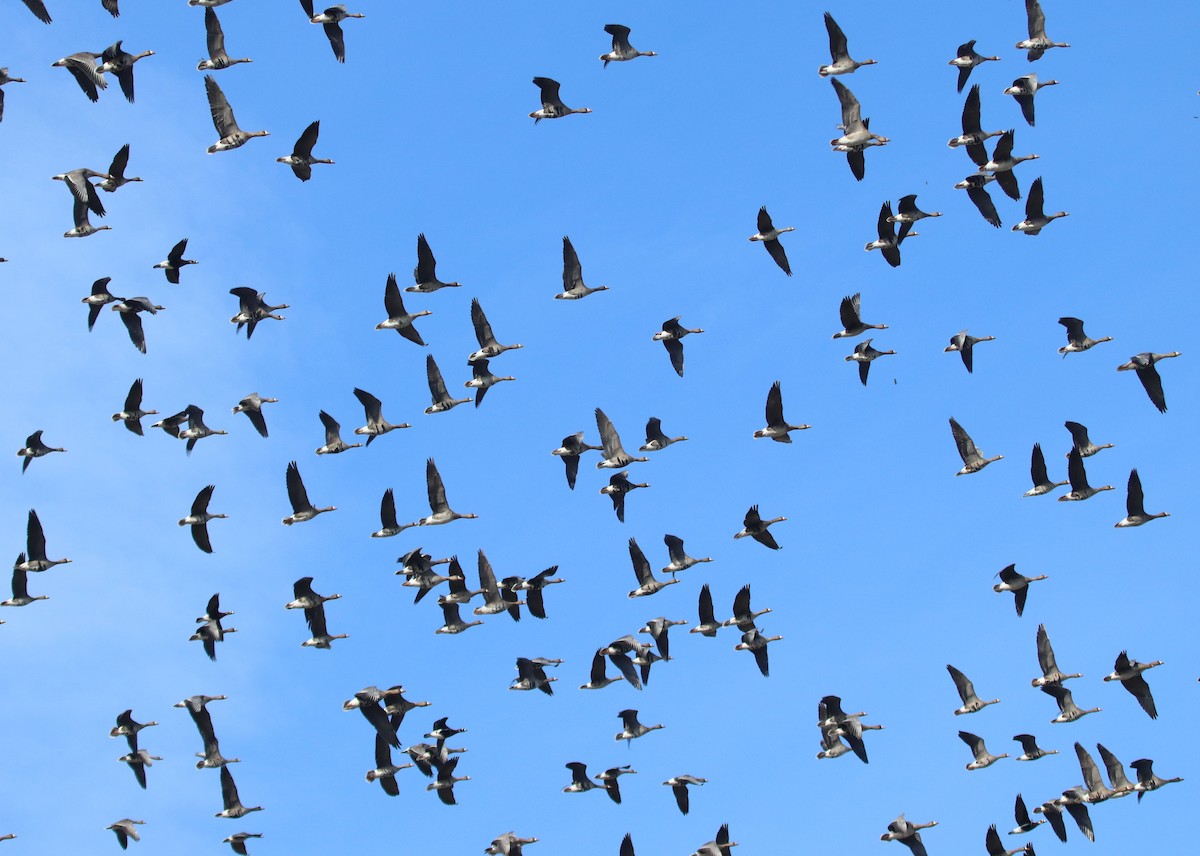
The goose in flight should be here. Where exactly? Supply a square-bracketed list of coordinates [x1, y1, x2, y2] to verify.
[198, 7, 252, 70]
[110, 709, 158, 752]
[1004, 74, 1058, 127]
[353, 388, 408, 444]
[639, 616, 688, 660]
[829, 79, 888, 180]
[664, 775, 707, 815]
[615, 709, 663, 743]
[427, 756, 470, 805]
[178, 406, 227, 454]
[229, 287, 287, 339]
[1057, 317, 1111, 355]
[1104, 651, 1163, 718]
[0, 67, 26, 124]
[315, 410, 362, 455]
[107, 819, 145, 850]
[1041, 682, 1100, 723]
[506, 567, 563, 620]
[1012, 177, 1068, 235]
[557, 236, 609, 298]
[985, 824, 1031, 856]
[110, 297, 158, 352]
[562, 762, 602, 793]
[1064, 421, 1112, 458]
[403, 458, 478, 527]
[947, 665, 1000, 714]
[595, 766, 636, 804]
[529, 77, 591, 122]
[1058, 447, 1113, 501]
[469, 298, 523, 362]
[281, 461, 336, 525]
[1016, 0, 1070, 60]
[1009, 794, 1044, 835]
[950, 40, 1000, 92]
[424, 355, 470, 413]
[950, 417, 1002, 475]
[344, 687, 400, 747]
[286, 577, 340, 613]
[510, 657, 557, 695]
[1032, 623, 1082, 686]
[232, 393, 277, 438]
[662, 534, 711, 575]
[98, 144, 142, 192]
[579, 649, 623, 690]
[409, 233, 461, 292]
[626, 538, 678, 598]
[959, 731, 1008, 770]
[949, 84, 1003, 148]
[223, 833, 264, 855]
[1130, 758, 1183, 802]
[880, 814, 938, 856]
[864, 202, 911, 268]
[973, 131, 1039, 194]
[18, 510, 71, 572]
[366, 732, 413, 796]
[52, 53, 107, 102]
[748, 206, 794, 276]
[278, 120, 333, 181]
[602, 471, 650, 523]
[552, 432, 603, 489]
[299, 595, 348, 649]
[944, 331, 996, 373]
[215, 765, 263, 818]
[600, 24, 657, 66]
[310, 6, 365, 63]
[1117, 351, 1180, 413]
[118, 751, 163, 787]
[99, 41, 155, 103]
[751, 381, 811, 440]
[1074, 742, 1122, 803]
[1013, 733, 1057, 761]
[465, 359, 516, 407]
[640, 417, 687, 451]
[2, 554, 48, 608]
[191, 593, 236, 662]
[993, 564, 1048, 616]
[472, 550, 522, 620]
[690, 823, 737, 856]
[818, 12, 876, 76]
[153, 238, 198, 284]
[179, 485, 227, 554]
[175, 694, 237, 768]
[1115, 469, 1169, 527]
[846, 338, 895, 385]
[17, 430, 65, 473]
[725, 585, 772, 632]
[595, 408, 648, 468]
[734, 505, 785, 549]
[735, 628, 782, 677]
[204, 75, 268, 153]
[955, 173, 1002, 228]
[376, 273, 430, 344]
[83, 276, 121, 330]
[887, 195, 941, 242]
[653, 317, 703, 377]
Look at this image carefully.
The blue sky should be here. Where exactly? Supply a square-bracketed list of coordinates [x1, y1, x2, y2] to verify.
[0, 1, 1195, 852]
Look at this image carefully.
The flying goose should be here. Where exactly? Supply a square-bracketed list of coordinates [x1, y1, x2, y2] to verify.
[370, 488, 407, 538]
[949, 84, 1004, 148]
[888, 195, 941, 242]
[175, 694, 238, 768]
[955, 172, 1003, 228]
[1117, 351, 1180, 413]
[639, 616, 688, 660]
[110, 710, 158, 752]
[993, 564, 1048, 616]
[959, 731, 1008, 769]
[881, 814, 938, 856]
[816, 698, 882, 765]
[409, 233, 461, 292]
[229, 287, 287, 339]
[99, 41, 154, 103]
[510, 657, 557, 695]
[2, 555, 47, 608]
[1004, 74, 1058, 127]
[404, 739, 466, 777]
[1115, 469, 1169, 527]
[231, 393, 276, 438]
[189, 619, 236, 660]
[344, 687, 400, 747]
[748, 206, 794, 276]
[1023, 443, 1068, 497]
[529, 77, 591, 122]
[215, 765, 263, 818]
[1016, 0, 1070, 60]
[465, 359, 516, 407]
[600, 24, 657, 66]
[845, 338, 895, 385]
[376, 273, 430, 343]
[552, 432, 603, 489]
[829, 79, 888, 180]
[640, 417, 687, 451]
[602, 471, 650, 523]
[352, 388, 408, 444]
[818, 12, 876, 76]
[506, 567, 564, 620]
[310, 6, 365, 63]
[690, 823, 737, 856]
[314, 410, 361, 455]
[1041, 683, 1100, 723]
[153, 238, 197, 284]
[653, 317, 704, 377]
[690, 584, 722, 637]
[204, 75, 268, 153]
[277, 120, 333, 181]
[976, 130, 1039, 185]
[949, 417, 1002, 475]
[281, 461, 336, 525]
[595, 765, 636, 804]
[735, 628, 781, 677]
[662, 775, 706, 815]
[1130, 758, 1183, 801]
[1074, 742, 1121, 803]
[947, 665, 1000, 714]
[579, 649, 624, 690]
[864, 202, 911, 268]
[1057, 317, 1111, 354]
[487, 832, 539, 856]
[557, 236, 609, 298]
[595, 408, 648, 468]
[1032, 624, 1082, 686]
[626, 538, 678, 598]
[179, 485, 227, 554]
[366, 732, 413, 796]
[177, 406, 228, 454]
[0, 68, 25, 124]
[18, 510, 71, 572]
[424, 354, 471, 413]
[469, 298, 523, 362]
[1063, 421, 1112, 458]
[299, 594, 347, 649]
[1031, 802, 1068, 843]
[1058, 447, 1113, 501]
[615, 709, 663, 743]
[734, 505, 785, 549]
[985, 824, 1031, 856]
[832, 293, 885, 341]
[472, 550, 522, 620]
[1104, 651, 1162, 718]
[223, 832, 263, 855]
[403, 458, 478, 528]
[945, 330, 996, 373]
[662, 534, 711, 575]
[107, 819, 145, 849]
[53, 167, 109, 226]
[950, 40, 1000, 92]
[98, 144, 142, 192]
[17, 430, 65, 473]
[1013, 177, 1068, 234]
[436, 601, 483, 634]
[62, 190, 112, 238]
[1013, 733, 1057, 761]
[1042, 792, 1093, 841]
[83, 276, 122, 330]
[52, 52, 107, 102]
[428, 756, 470, 804]
[562, 761, 602, 793]
[198, 7, 252, 70]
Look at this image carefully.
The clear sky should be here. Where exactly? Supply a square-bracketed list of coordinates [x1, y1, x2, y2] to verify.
[0, 1, 1195, 853]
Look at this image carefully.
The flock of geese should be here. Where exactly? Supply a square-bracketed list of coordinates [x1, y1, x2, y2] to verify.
[1, 0, 1190, 853]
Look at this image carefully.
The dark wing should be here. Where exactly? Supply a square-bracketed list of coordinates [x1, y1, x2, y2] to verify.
[426, 354, 449, 401]
[205, 8, 227, 57]
[751, 643, 770, 678]
[377, 488, 398, 531]
[697, 584, 715, 626]
[752, 528, 780, 550]
[192, 522, 214, 554]
[533, 77, 564, 109]
[949, 418, 978, 464]
[1122, 673, 1158, 719]
[731, 584, 751, 620]
[1136, 364, 1167, 412]
[300, 0, 315, 17]
[1062, 802, 1093, 842]
[107, 143, 131, 182]
[846, 149, 865, 182]
[966, 185, 1002, 227]
[415, 233, 437, 283]
[628, 538, 652, 586]
[607, 651, 641, 690]
[876, 202, 896, 241]
[743, 505, 763, 529]
[374, 735, 400, 796]
[838, 294, 862, 331]
[562, 454, 580, 490]
[961, 84, 983, 134]
[383, 272, 405, 317]
[120, 311, 146, 353]
[167, 238, 189, 266]
[611, 489, 626, 523]
[1042, 804, 1068, 842]
[562, 236, 582, 290]
[663, 338, 685, 377]
[526, 586, 546, 619]
[354, 387, 382, 423]
[286, 461, 311, 512]
[763, 238, 791, 276]
[1029, 443, 1049, 484]
[1014, 85, 1036, 126]
[323, 21, 346, 63]
[664, 534, 686, 564]
[244, 407, 268, 438]
[426, 458, 447, 512]
[756, 206, 774, 235]
[830, 79, 861, 130]
[823, 12, 848, 61]
[304, 601, 328, 637]
[204, 74, 238, 137]
[22, 0, 52, 23]
[1014, 794, 1033, 827]
[1025, 176, 1045, 220]
[620, 833, 636, 856]
[956, 65, 972, 93]
[65, 59, 102, 102]
[318, 410, 342, 446]
[992, 129, 1015, 162]
[1014, 586, 1029, 617]
[858, 359, 870, 385]
[470, 298, 495, 347]
[190, 484, 215, 517]
[673, 782, 690, 814]
[1066, 447, 1088, 491]
[1126, 469, 1145, 516]
[293, 120, 320, 158]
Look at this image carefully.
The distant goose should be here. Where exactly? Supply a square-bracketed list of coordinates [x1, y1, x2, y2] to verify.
[465, 359, 515, 407]
[2, 554, 47, 608]
[626, 538, 677, 598]
[179, 485, 227, 554]
[472, 550, 523, 620]
[215, 765, 263, 818]
[344, 687, 400, 747]
[959, 731, 1008, 770]
[277, 120, 333, 181]
[83, 276, 122, 330]
[469, 298, 523, 362]
[864, 202, 912, 268]
[662, 534, 711, 575]
[315, 410, 361, 455]
[403, 458, 478, 528]
[425, 716, 468, 741]
[1013, 733, 1057, 761]
[1058, 447, 1113, 501]
[311, 6, 365, 63]
[1004, 74, 1058, 127]
[595, 408, 648, 468]
[602, 472, 650, 523]
[506, 567, 564, 620]
[1013, 176, 1068, 234]
[177, 406, 228, 454]
[944, 330, 996, 373]
[1037, 794, 1092, 841]
[204, 74, 268, 153]
[229, 287, 287, 339]
[735, 628, 782, 677]
[887, 195, 941, 243]
[299, 595, 348, 649]
[639, 616, 688, 660]
[563, 761, 602, 793]
[118, 748, 162, 790]
[949, 84, 1003, 148]
[153, 238, 197, 284]
[99, 40, 154, 103]
[110, 709, 157, 751]
[552, 432, 603, 489]
[1115, 469, 1169, 527]
[1130, 758, 1183, 801]
[1104, 650, 1163, 718]
[830, 79, 888, 180]
[557, 236, 608, 298]
[376, 273, 430, 344]
[64, 195, 112, 238]
[52, 52, 107, 102]
[950, 40, 1000, 92]
[223, 832, 263, 855]
[1030, 802, 1068, 843]
[1091, 744, 1136, 801]
[353, 388, 408, 444]
[437, 557, 482, 604]
[1032, 623, 1082, 686]
[615, 709, 663, 743]
[985, 824, 1031, 856]
[17, 430, 65, 473]
[111, 297, 162, 352]
[690, 583, 722, 637]
[595, 765, 636, 804]
[993, 564, 1048, 616]
[1117, 351, 1180, 413]
[409, 233, 461, 292]
[198, 7, 252, 70]
[748, 206, 794, 276]
[818, 12, 876, 76]
[955, 172, 1002, 228]
[600, 24, 657, 66]
[640, 417, 687, 451]
[18, 510, 70, 572]
[975, 130, 1039, 184]
[947, 665, 1000, 715]
[98, 144, 142, 192]
[529, 77, 591, 122]
[880, 814, 938, 855]
[281, 460, 336, 525]
[510, 657, 557, 695]
[653, 317, 703, 377]
[1057, 317, 1111, 355]
[111, 381, 156, 435]
[1041, 682, 1100, 723]
[0, 67, 25, 124]
[1063, 421, 1113, 458]
[664, 776, 707, 815]
[579, 649, 623, 690]
[734, 505, 785, 550]
[107, 819, 145, 849]
[366, 733, 413, 796]
[1016, 0, 1070, 61]
[231, 393, 277, 438]
[424, 354, 471, 413]
[690, 823, 737, 856]
[175, 693, 238, 768]
[754, 380, 810, 442]
[846, 338, 895, 385]
[950, 417, 1002, 475]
